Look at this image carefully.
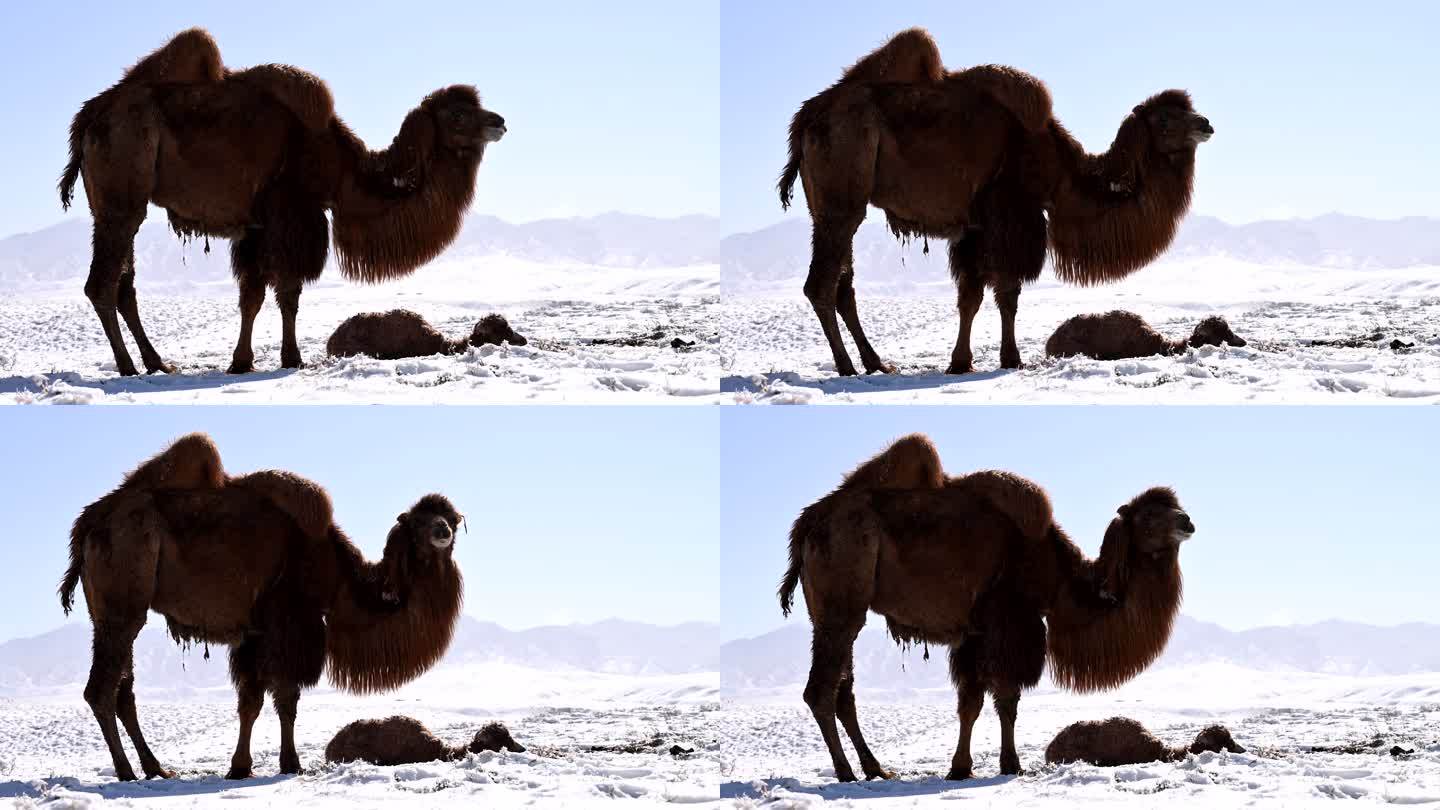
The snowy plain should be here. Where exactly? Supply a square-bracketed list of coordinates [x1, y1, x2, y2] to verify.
[718, 619, 1440, 807]
[721, 214, 1440, 404]
[718, 667, 1440, 808]
[0, 214, 719, 404]
[0, 620, 721, 807]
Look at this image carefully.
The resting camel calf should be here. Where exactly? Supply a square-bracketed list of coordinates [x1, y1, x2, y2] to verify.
[1046, 311, 1246, 361]
[1046, 717, 1246, 766]
[326, 310, 527, 360]
[325, 716, 525, 766]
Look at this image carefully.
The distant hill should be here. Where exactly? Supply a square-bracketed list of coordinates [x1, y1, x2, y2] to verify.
[721, 214, 1440, 294]
[0, 617, 719, 697]
[722, 616, 1440, 694]
[0, 212, 719, 291]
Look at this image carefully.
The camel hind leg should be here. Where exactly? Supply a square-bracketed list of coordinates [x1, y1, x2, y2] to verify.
[116, 670, 174, 778]
[800, 118, 877, 377]
[799, 498, 881, 782]
[836, 656, 893, 779]
[84, 617, 147, 781]
[116, 256, 173, 374]
[836, 265, 893, 374]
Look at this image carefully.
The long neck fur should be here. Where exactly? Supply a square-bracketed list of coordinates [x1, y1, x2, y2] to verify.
[329, 112, 481, 284]
[323, 528, 464, 694]
[1043, 117, 1196, 286]
[1044, 523, 1182, 693]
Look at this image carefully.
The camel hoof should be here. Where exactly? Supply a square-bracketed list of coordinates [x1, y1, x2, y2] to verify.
[145, 768, 176, 779]
[147, 363, 177, 375]
[280, 354, 303, 370]
[864, 769, 896, 780]
[835, 365, 860, 377]
[224, 767, 253, 780]
[865, 362, 896, 375]
[945, 768, 974, 781]
[117, 364, 141, 378]
[114, 768, 139, 782]
[227, 361, 254, 375]
[945, 363, 976, 375]
[1000, 358, 1025, 370]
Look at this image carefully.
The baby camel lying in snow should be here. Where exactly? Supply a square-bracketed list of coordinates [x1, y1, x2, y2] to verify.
[1046, 311, 1246, 361]
[325, 716, 526, 766]
[1046, 717, 1246, 767]
[327, 309, 527, 360]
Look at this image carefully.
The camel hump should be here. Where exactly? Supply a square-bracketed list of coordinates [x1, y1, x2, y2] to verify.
[841, 434, 945, 491]
[121, 28, 225, 86]
[841, 28, 945, 85]
[120, 432, 227, 492]
[948, 469, 1053, 541]
[229, 470, 334, 541]
[230, 64, 335, 132]
[952, 64, 1053, 133]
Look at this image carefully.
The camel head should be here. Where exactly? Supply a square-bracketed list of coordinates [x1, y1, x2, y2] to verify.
[421, 85, 506, 158]
[470, 314, 528, 347]
[1189, 316, 1246, 348]
[377, 493, 464, 605]
[470, 722, 526, 754]
[1190, 725, 1246, 755]
[1095, 486, 1190, 601]
[1126, 90, 1213, 158]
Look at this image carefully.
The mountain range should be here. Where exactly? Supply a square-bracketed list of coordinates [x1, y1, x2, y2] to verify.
[722, 616, 1440, 693]
[0, 618, 718, 696]
[722, 213, 1440, 293]
[0, 212, 719, 291]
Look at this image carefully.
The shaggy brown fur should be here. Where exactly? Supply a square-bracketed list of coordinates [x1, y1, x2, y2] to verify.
[325, 717, 524, 766]
[59, 29, 505, 377]
[778, 28, 1211, 376]
[1046, 311, 1246, 361]
[58, 435, 465, 782]
[778, 436, 1191, 782]
[1045, 717, 1245, 766]
[325, 310, 526, 360]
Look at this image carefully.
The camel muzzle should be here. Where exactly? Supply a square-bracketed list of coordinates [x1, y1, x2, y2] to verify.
[1189, 115, 1214, 143]
[482, 125, 507, 143]
[430, 521, 455, 548]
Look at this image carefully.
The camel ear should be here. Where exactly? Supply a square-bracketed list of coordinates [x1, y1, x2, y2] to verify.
[1133, 104, 1144, 116]
[396, 513, 408, 525]
[1096, 516, 1132, 600]
[1117, 504, 1133, 519]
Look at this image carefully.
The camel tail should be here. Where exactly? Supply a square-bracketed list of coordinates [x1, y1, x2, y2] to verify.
[779, 501, 825, 617]
[777, 110, 805, 211]
[59, 506, 97, 615]
[58, 99, 99, 211]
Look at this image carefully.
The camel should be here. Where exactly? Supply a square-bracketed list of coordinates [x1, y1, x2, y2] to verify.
[778, 435, 1191, 781]
[1046, 311, 1246, 361]
[58, 433, 466, 781]
[1046, 717, 1245, 766]
[59, 28, 506, 376]
[325, 717, 525, 766]
[777, 29, 1212, 375]
[326, 310, 527, 360]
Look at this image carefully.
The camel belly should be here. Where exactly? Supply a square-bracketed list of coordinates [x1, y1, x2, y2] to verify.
[870, 550, 986, 645]
[150, 107, 292, 236]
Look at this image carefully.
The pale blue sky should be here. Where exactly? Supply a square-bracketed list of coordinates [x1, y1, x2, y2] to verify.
[0, 407, 718, 642]
[721, 407, 1439, 642]
[721, 0, 1440, 234]
[0, 0, 718, 237]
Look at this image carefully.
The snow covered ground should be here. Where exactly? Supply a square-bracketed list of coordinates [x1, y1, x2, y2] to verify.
[721, 258, 1440, 404]
[718, 664, 1440, 807]
[0, 663, 720, 807]
[0, 257, 719, 404]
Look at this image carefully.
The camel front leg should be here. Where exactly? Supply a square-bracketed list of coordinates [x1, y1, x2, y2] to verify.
[226, 641, 265, 779]
[274, 281, 303, 369]
[947, 265, 985, 374]
[993, 685, 1023, 776]
[946, 645, 984, 780]
[272, 682, 303, 775]
[228, 274, 266, 375]
[994, 280, 1024, 370]
[116, 671, 174, 779]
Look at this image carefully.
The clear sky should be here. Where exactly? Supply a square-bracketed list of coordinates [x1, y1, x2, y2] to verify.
[0, 0, 718, 237]
[0, 407, 718, 642]
[721, 0, 1440, 234]
[721, 406, 1439, 642]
